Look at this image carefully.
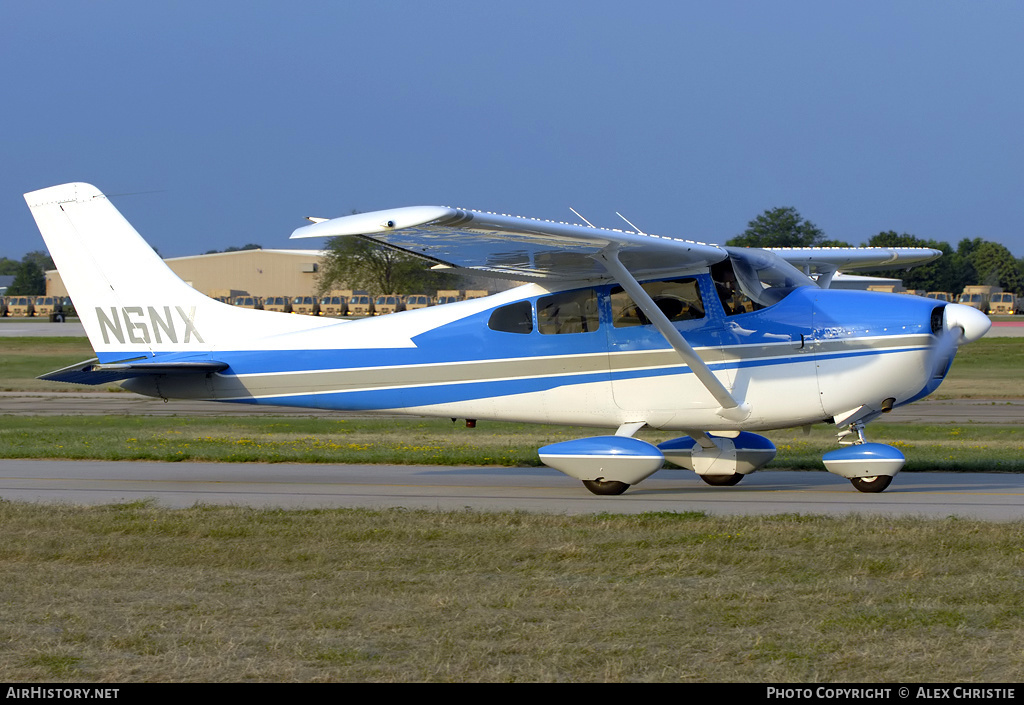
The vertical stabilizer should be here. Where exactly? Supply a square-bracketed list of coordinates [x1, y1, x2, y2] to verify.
[24, 182, 328, 360]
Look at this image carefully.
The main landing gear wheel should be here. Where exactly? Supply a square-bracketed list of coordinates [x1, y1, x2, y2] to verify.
[849, 475, 893, 493]
[700, 473, 744, 486]
[582, 479, 630, 495]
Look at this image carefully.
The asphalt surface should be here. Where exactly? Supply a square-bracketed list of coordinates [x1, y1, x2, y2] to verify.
[3, 459, 1023, 520]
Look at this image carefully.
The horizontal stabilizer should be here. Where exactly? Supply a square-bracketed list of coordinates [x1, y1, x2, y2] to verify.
[39, 358, 228, 386]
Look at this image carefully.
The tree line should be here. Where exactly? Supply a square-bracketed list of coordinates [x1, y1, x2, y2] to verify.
[728, 206, 1022, 295]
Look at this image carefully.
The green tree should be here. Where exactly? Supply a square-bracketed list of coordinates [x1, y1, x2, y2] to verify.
[316, 236, 460, 296]
[968, 240, 1022, 293]
[20, 250, 55, 272]
[727, 207, 830, 248]
[864, 231, 964, 293]
[0, 257, 19, 276]
[8, 260, 46, 295]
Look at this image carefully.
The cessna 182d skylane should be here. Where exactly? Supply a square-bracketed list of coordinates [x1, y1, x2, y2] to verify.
[27, 183, 990, 494]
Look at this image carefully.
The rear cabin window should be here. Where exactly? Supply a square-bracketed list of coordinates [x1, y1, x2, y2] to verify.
[610, 278, 704, 327]
[488, 301, 533, 334]
[538, 289, 600, 335]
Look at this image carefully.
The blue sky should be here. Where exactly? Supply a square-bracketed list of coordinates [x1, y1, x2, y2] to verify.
[3, 1, 1023, 260]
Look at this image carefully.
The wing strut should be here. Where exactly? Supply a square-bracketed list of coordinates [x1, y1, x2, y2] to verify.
[594, 248, 751, 422]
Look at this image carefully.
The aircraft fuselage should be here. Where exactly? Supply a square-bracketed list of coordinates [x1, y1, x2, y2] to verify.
[121, 276, 943, 433]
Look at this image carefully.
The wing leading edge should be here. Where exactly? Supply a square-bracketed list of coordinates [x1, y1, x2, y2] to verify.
[768, 246, 942, 272]
[291, 206, 943, 283]
[291, 207, 729, 282]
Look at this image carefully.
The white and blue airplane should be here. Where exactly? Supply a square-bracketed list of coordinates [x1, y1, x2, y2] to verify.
[26, 182, 990, 494]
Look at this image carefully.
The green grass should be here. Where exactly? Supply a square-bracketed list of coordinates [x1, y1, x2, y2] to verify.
[2, 415, 1022, 472]
[931, 338, 1024, 398]
[0, 337, 100, 392]
[1, 503, 1022, 682]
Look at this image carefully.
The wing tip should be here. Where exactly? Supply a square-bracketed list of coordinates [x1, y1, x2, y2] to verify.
[291, 205, 457, 239]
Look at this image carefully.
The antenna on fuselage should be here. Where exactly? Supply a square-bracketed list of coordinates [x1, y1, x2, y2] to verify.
[569, 207, 596, 228]
[615, 212, 647, 236]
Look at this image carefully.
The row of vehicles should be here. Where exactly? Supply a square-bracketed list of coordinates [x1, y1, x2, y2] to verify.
[864, 286, 1017, 315]
[928, 286, 1017, 315]
[0, 290, 490, 319]
[0, 295, 75, 320]
[231, 289, 491, 317]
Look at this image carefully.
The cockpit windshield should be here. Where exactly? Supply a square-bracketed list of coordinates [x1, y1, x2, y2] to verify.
[713, 248, 815, 314]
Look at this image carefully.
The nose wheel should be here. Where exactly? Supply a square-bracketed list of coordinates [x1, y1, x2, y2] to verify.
[824, 422, 904, 493]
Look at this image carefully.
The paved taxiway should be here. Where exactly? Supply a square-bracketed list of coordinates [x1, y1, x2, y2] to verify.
[3, 460, 1024, 521]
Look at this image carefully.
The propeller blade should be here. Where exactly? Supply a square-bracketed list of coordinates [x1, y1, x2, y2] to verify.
[926, 304, 991, 378]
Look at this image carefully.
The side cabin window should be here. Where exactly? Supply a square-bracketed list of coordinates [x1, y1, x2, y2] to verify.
[538, 289, 600, 335]
[610, 277, 704, 327]
[488, 301, 533, 334]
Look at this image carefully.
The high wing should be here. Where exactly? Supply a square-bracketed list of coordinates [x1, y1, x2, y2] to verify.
[768, 246, 942, 273]
[767, 246, 942, 288]
[291, 207, 728, 282]
[291, 206, 942, 282]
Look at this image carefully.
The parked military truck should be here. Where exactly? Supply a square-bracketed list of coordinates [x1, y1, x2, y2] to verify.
[291, 295, 320, 316]
[404, 294, 432, 310]
[318, 291, 349, 317]
[347, 291, 374, 316]
[988, 292, 1017, 315]
[233, 295, 264, 310]
[33, 296, 73, 321]
[435, 289, 463, 306]
[5, 296, 35, 316]
[958, 285, 1001, 312]
[374, 295, 405, 315]
[263, 296, 293, 313]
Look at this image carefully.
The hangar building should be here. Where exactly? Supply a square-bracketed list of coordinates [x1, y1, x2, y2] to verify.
[46, 248, 325, 299]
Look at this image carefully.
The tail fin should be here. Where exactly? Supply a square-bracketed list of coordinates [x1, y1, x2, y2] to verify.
[24, 182, 326, 361]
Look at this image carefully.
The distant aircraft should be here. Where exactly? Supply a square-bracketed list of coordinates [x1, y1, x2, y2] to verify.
[26, 183, 989, 494]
